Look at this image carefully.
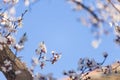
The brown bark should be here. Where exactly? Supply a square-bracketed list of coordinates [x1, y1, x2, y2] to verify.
[0, 45, 33, 80]
[79, 62, 120, 80]
[62, 62, 120, 80]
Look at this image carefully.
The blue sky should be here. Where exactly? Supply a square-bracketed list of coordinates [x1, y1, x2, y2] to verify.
[1, 0, 120, 79]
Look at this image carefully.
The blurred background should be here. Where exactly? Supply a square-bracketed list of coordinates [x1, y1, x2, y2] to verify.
[1, 0, 120, 79]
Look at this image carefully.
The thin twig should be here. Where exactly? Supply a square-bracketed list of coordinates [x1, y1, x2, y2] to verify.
[38, 52, 42, 60]
[109, 0, 120, 13]
[72, 0, 100, 22]
[21, 10, 28, 18]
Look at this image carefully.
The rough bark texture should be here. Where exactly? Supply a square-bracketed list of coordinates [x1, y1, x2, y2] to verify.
[0, 45, 33, 80]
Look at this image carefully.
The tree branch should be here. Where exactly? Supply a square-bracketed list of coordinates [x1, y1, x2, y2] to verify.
[62, 61, 120, 80]
[72, 0, 100, 22]
[0, 45, 33, 80]
[108, 0, 120, 14]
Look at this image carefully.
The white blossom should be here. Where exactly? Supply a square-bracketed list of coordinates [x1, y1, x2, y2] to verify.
[109, 22, 113, 27]
[7, 66, 12, 71]
[4, 59, 11, 66]
[24, 0, 30, 6]
[14, 44, 24, 51]
[0, 45, 3, 50]
[32, 57, 39, 66]
[7, 35, 16, 45]
[1, 66, 7, 72]
[35, 48, 41, 55]
[0, 35, 7, 44]
[1, 59, 13, 73]
[12, 0, 19, 4]
[75, 0, 82, 2]
[15, 70, 22, 75]
[2, 12, 8, 19]
[9, 7, 16, 15]
[3, 0, 10, 3]
[51, 50, 55, 54]
[39, 41, 47, 53]
[91, 39, 101, 48]
[0, 19, 6, 25]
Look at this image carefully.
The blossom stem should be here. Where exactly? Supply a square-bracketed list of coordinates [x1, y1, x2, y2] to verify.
[109, 0, 120, 13]
[38, 52, 42, 60]
[98, 57, 107, 65]
[21, 10, 28, 18]
[73, 0, 100, 22]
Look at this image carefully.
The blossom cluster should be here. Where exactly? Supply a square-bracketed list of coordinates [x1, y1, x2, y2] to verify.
[0, 0, 62, 80]
[0, 0, 41, 52]
[80, 61, 120, 80]
[63, 52, 109, 80]
[63, 70, 78, 80]
[30, 41, 61, 79]
[1, 59, 13, 72]
[0, 1, 62, 79]
[33, 73, 56, 80]
[33, 41, 61, 69]
[68, 0, 120, 47]
[72, 0, 120, 27]
[0, 0, 30, 52]
[3, 0, 37, 7]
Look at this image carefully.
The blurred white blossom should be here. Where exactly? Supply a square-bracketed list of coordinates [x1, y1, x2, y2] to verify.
[1, 66, 7, 72]
[12, 0, 19, 4]
[0, 35, 7, 44]
[7, 35, 16, 45]
[1, 59, 13, 72]
[9, 7, 16, 15]
[24, 0, 30, 6]
[32, 57, 39, 66]
[14, 44, 24, 51]
[15, 70, 22, 75]
[91, 39, 101, 48]
[39, 41, 47, 53]
[0, 45, 3, 50]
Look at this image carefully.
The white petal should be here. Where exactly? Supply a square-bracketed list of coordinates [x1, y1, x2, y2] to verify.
[1, 67, 7, 72]
[91, 39, 101, 48]
[15, 70, 22, 75]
